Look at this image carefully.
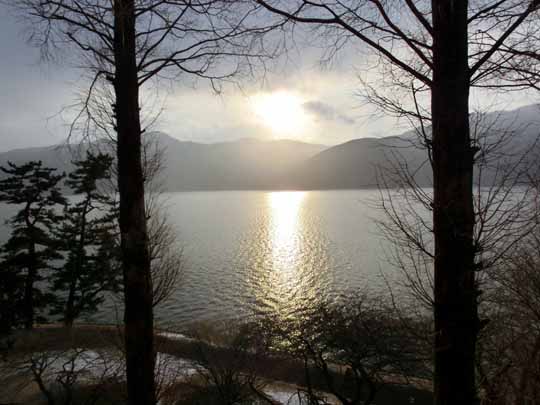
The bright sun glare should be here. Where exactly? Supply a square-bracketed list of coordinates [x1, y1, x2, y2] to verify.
[250, 91, 309, 136]
[268, 191, 306, 273]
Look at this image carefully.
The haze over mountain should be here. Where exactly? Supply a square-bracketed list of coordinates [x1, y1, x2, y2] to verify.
[1, 104, 538, 191]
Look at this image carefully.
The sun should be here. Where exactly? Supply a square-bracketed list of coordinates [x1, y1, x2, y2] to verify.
[249, 91, 309, 136]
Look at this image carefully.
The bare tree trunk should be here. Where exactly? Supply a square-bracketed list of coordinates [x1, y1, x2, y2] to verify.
[432, 1, 478, 404]
[113, 1, 156, 404]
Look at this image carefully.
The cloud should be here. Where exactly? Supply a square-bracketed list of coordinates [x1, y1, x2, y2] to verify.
[302, 100, 355, 125]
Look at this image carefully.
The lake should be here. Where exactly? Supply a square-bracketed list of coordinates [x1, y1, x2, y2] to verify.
[145, 190, 398, 328]
[0, 190, 405, 329]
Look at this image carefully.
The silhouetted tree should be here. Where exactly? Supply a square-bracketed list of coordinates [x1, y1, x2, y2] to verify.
[259, 295, 429, 405]
[99, 136, 184, 309]
[10, 1, 276, 402]
[0, 161, 66, 330]
[182, 324, 274, 405]
[140, 136, 184, 309]
[0, 255, 21, 351]
[254, 2, 540, 403]
[51, 152, 121, 327]
[476, 213, 540, 403]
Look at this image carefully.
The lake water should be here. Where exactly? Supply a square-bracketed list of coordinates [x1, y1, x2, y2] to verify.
[146, 190, 396, 328]
[0, 190, 402, 329]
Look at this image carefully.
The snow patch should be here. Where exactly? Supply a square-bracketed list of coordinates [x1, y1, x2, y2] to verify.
[19, 349, 198, 385]
[157, 331, 195, 342]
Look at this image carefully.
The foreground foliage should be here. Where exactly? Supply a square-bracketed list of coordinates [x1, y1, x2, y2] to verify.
[0, 154, 121, 338]
[0, 161, 66, 331]
[51, 152, 121, 327]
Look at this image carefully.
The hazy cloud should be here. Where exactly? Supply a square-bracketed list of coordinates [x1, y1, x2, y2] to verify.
[1, 4, 535, 151]
[303, 100, 355, 125]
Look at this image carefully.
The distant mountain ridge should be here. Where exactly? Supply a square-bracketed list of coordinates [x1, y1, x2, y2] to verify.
[1, 104, 538, 190]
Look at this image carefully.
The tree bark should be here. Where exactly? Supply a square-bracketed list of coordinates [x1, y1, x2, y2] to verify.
[65, 200, 88, 328]
[431, 1, 479, 404]
[113, 1, 156, 404]
[23, 255, 36, 330]
[24, 209, 36, 330]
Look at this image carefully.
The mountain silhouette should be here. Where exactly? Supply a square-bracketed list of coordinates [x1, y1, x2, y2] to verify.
[1, 104, 538, 190]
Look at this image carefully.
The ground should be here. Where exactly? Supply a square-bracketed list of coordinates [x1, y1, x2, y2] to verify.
[0, 324, 432, 404]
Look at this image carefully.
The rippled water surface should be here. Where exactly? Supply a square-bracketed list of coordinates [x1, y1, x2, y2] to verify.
[150, 190, 391, 327]
[0, 190, 395, 328]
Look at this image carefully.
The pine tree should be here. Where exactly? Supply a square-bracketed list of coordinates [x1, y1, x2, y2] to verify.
[51, 152, 121, 327]
[0, 161, 66, 330]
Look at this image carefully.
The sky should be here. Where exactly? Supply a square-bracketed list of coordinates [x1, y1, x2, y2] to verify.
[0, 4, 538, 152]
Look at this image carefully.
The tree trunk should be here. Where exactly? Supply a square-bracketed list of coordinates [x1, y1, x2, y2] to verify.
[64, 285, 75, 328]
[24, 220, 36, 330]
[113, 1, 156, 404]
[431, 1, 479, 404]
[65, 200, 89, 328]
[23, 253, 36, 330]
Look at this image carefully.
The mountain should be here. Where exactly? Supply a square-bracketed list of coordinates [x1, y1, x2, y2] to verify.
[0, 144, 79, 175]
[285, 136, 431, 189]
[0, 134, 328, 190]
[1, 104, 538, 190]
[288, 104, 540, 189]
[155, 134, 327, 190]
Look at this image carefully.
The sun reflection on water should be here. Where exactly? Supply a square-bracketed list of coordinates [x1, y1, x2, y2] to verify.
[243, 191, 331, 319]
[265, 192, 307, 312]
[269, 191, 306, 271]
